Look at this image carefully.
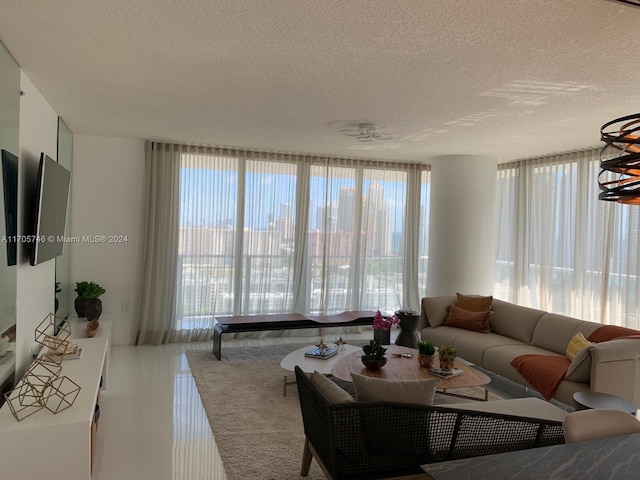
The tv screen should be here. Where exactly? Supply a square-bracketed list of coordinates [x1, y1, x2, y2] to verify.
[30, 153, 71, 266]
[0, 149, 18, 266]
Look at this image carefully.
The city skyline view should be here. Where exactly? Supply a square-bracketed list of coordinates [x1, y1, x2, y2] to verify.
[176, 156, 431, 317]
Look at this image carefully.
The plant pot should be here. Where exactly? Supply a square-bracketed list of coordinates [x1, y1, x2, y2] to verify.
[373, 328, 391, 345]
[85, 298, 103, 322]
[361, 357, 387, 370]
[439, 358, 455, 372]
[74, 295, 86, 318]
[418, 353, 434, 368]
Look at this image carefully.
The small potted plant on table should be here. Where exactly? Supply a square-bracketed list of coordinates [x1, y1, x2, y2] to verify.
[361, 340, 388, 370]
[417, 340, 436, 368]
[438, 345, 457, 372]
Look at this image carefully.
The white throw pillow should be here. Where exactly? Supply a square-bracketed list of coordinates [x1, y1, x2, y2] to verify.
[351, 373, 439, 406]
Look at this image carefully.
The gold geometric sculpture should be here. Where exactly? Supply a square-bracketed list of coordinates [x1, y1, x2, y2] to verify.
[3, 314, 82, 422]
[35, 313, 71, 355]
[42, 375, 81, 414]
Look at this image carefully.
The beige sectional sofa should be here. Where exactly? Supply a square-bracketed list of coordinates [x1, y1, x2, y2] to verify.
[420, 295, 640, 407]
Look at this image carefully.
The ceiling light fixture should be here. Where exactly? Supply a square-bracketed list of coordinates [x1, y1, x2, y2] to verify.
[339, 123, 393, 142]
[610, 0, 640, 7]
[599, 113, 640, 204]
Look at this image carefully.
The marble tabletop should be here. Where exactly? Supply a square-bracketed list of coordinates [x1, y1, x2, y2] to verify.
[423, 432, 640, 480]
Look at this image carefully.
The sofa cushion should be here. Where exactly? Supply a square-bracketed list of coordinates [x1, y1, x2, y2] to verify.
[421, 295, 456, 328]
[422, 325, 481, 353]
[439, 397, 568, 422]
[456, 293, 492, 312]
[483, 343, 563, 383]
[532, 314, 590, 356]
[444, 305, 492, 333]
[311, 371, 354, 404]
[565, 345, 593, 383]
[451, 331, 524, 366]
[351, 373, 439, 406]
[489, 299, 546, 344]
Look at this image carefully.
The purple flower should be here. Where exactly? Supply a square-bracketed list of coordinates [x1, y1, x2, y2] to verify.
[373, 310, 400, 331]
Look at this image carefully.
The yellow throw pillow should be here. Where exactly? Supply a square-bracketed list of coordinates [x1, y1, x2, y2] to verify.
[566, 332, 593, 361]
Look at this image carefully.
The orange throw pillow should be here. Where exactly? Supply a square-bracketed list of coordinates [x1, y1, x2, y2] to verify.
[456, 293, 492, 312]
[444, 305, 492, 333]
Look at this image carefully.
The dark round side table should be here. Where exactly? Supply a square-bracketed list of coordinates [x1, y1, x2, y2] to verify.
[573, 391, 638, 414]
[394, 310, 421, 348]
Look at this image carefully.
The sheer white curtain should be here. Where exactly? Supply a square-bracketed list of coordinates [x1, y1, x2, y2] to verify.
[495, 148, 640, 328]
[136, 142, 181, 345]
[138, 142, 430, 344]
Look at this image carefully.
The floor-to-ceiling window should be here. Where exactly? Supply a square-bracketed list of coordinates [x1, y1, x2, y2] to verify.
[495, 148, 640, 328]
[175, 147, 430, 330]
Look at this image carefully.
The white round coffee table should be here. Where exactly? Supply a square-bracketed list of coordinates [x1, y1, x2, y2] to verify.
[280, 344, 361, 396]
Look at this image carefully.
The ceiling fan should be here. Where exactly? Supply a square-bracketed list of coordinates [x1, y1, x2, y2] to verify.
[339, 123, 393, 142]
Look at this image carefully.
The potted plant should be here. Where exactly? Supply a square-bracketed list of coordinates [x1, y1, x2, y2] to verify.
[372, 310, 400, 345]
[83, 282, 106, 322]
[361, 340, 388, 369]
[74, 281, 90, 317]
[417, 340, 436, 368]
[438, 345, 457, 372]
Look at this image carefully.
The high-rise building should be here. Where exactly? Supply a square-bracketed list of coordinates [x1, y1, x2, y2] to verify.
[336, 187, 356, 232]
[364, 182, 390, 255]
[316, 204, 336, 232]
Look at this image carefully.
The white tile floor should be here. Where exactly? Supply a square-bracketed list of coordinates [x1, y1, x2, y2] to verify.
[92, 342, 227, 480]
[91, 332, 373, 480]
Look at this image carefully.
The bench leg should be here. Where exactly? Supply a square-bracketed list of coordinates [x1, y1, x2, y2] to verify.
[213, 326, 222, 360]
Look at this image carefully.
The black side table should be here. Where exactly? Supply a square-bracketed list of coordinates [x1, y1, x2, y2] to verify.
[394, 310, 421, 348]
[573, 391, 638, 414]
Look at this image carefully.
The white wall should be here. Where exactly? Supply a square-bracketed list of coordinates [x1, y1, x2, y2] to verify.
[15, 72, 58, 377]
[69, 135, 145, 345]
[427, 154, 498, 297]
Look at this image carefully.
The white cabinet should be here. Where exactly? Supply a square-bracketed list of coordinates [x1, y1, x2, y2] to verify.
[0, 317, 111, 480]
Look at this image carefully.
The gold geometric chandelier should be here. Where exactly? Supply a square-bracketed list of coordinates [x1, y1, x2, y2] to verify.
[599, 113, 640, 204]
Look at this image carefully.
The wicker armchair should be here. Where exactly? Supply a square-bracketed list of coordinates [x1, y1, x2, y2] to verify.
[295, 366, 564, 480]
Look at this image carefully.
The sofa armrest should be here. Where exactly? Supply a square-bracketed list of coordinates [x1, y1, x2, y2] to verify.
[590, 339, 640, 405]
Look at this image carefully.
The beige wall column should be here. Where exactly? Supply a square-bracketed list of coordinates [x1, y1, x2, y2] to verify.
[426, 155, 498, 297]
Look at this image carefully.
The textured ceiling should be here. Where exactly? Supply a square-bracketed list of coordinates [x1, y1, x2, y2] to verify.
[1, 0, 639, 163]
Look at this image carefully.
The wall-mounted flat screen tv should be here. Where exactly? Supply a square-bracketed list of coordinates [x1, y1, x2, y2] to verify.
[30, 153, 71, 266]
[1, 149, 18, 266]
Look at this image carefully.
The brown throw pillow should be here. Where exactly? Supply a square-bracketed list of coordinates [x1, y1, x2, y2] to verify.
[456, 293, 492, 312]
[444, 304, 492, 333]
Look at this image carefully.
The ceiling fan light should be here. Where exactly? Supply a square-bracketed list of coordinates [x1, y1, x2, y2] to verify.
[339, 123, 393, 142]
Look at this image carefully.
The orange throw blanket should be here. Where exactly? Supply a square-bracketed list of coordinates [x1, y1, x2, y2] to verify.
[511, 355, 571, 401]
[587, 325, 640, 343]
[511, 325, 640, 401]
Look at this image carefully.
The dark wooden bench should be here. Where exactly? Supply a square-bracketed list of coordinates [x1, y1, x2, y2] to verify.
[212, 311, 376, 360]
